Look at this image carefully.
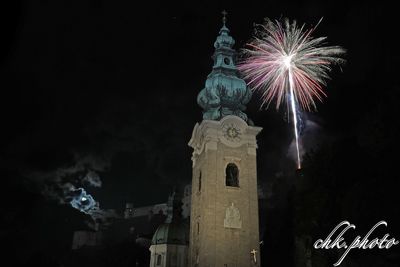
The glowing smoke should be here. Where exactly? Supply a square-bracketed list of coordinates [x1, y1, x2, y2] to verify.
[287, 117, 326, 162]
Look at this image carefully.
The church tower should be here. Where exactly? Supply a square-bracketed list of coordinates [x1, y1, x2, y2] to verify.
[188, 11, 262, 267]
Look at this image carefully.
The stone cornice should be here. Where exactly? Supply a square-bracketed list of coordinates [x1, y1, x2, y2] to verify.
[188, 116, 262, 165]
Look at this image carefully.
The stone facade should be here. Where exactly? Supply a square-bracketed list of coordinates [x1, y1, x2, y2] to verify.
[149, 243, 188, 267]
[188, 115, 262, 267]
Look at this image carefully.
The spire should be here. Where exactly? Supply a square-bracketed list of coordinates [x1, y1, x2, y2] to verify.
[165, 190, 183, 223]
[215, 10, 232, 47]
[197, 12, 252, 123]
[222, 10, 227, 26]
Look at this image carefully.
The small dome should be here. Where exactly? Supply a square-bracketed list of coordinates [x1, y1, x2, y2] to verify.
[214, 25, 235, 49]
[151, 221, 189, 245]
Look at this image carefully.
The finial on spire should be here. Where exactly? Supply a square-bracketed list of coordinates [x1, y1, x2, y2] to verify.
[222, 10, 228, 26]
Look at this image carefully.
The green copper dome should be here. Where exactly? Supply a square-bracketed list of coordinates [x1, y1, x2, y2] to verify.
[151, 221, 189, 245]
[197, 12, 252, 122]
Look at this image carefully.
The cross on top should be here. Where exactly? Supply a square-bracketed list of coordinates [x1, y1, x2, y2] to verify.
[250, 249, 258, 263]
[222, 10, 228, 25]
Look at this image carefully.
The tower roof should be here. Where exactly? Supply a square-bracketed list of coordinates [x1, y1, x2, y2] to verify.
[214, 10, 235, 50]
[197, 11, 252, 123]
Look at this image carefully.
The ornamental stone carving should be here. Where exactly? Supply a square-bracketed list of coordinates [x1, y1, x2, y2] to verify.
[224, 203, 242, 229]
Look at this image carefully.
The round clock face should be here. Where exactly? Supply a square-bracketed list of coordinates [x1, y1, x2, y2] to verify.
[227, 127, 239, 138]
[222, 123, 241, 142]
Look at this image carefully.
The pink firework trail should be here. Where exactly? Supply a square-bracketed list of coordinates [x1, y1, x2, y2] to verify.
[238, 18, 345, 169]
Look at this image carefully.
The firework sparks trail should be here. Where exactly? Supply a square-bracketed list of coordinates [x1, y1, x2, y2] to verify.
[288, 69, 301, 169]
[238, 18, 345, 169]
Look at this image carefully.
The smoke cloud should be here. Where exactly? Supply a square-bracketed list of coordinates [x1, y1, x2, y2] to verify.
[82, 170, 102, 188]
[25, 153, 119, 229]
[287, 116, 326, 163]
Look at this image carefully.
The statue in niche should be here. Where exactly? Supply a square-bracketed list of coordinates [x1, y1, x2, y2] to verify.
[224, 203, 242, 229]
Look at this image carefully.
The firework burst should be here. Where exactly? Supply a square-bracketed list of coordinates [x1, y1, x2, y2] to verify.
[238, 18, 345, 168]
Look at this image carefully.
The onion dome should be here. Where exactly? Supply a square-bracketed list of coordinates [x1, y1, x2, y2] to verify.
[197, 11, 252, 123]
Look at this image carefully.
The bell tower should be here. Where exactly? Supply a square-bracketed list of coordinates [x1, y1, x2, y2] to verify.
[188, 11, 262, 267]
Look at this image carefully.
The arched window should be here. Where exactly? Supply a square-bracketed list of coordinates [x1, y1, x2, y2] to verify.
[226, 163, 239, 187]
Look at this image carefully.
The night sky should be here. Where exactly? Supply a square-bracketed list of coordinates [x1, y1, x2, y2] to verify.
[1, 1, 399, 266]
